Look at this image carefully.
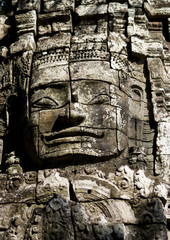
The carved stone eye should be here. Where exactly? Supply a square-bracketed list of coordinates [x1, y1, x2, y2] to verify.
[88, 94, 110, 105]
[131, 85, 143, 102]
[132, 89, 141, 101]
[32, 97, 58, 109]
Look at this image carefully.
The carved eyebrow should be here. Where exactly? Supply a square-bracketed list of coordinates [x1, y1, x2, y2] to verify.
[30, 82, 67, 93]
[32, 97, 59, 106]
[88, 93, 110, 104]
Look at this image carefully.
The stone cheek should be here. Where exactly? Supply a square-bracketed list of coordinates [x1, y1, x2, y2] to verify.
[0, 0, 169, 239]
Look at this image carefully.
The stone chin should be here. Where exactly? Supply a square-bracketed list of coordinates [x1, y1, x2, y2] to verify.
[24, 124, 120, 168]
[38, 148, 118, 166]
[38, 133, 119, 167]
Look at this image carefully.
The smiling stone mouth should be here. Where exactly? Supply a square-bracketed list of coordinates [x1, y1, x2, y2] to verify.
[41, 127, 104, 146]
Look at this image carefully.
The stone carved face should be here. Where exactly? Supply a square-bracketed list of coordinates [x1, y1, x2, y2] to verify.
[27, 60, 128, 166]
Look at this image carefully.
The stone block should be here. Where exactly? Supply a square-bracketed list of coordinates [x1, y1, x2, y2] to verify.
[108, 32, 127, 54]
[70, 61, 119, 85]
[15, 10, 37, 36]
[117, 130, 128, 152]
[43, 0, 74, 12]
[38, 11, 72, 36]
[0, 16, 10, 41]
[0, 46, 8, 58]
[131, 36, 163, 57]
[38, 108, 70, 133]
[165, 198, 170, 220]
[126, 224, 167, 240]
[127, 10, 149, 38]
[36, 33, 71, 52]
[70, 34, 109, 61]
[108, 199, 138, 224]
[144, 1, 170, 18]
[81, 199, 137, 224]
[17, 0, 41, 12]
[31, 64, 70, 88]
[72, 177, 113, 201]
[157, 122, 170, 155]
[72, 166, 135, 202]
[0, 172, 36, 204]
[116, 105, 128, 134]
[37, 169, 70, 203]
[38, 24, 52, 36]
[10, 33, 36, 54]
[128, 0, 143, 7]
[0, 203, 28, 229]
[155, 155, 170, 184]
[76, 4, 107, 17]
[108, 2, 128, 16]
[81, 129, 118, 155]
[71, 80, 110, 105]
[70, 103, 116, 129]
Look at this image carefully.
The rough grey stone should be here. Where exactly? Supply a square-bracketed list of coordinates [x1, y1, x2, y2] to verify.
[0, 1, 169, 239]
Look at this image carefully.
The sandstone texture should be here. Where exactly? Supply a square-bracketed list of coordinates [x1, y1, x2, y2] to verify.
[0, 0, 169, 239]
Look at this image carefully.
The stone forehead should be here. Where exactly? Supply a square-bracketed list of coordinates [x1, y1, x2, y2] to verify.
[30, 64, 70, 89]
[31, 60, 119, 86]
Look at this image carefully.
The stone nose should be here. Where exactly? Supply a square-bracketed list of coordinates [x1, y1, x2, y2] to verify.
[52, 102, 85, 132]
[69, 102, 86, 126]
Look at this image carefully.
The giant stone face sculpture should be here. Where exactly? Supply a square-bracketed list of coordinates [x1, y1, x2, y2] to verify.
[28, 54, 128, 166]
[0, 0, 169, 239]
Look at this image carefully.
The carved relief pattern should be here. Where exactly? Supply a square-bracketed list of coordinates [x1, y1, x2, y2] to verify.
[0, 0, 169, 239]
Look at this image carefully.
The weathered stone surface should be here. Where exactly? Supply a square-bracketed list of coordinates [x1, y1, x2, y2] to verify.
[128, 9, 149, 38]
[128, 0, 143, 7]
[0, 46, 8, 58]
[10, 33, 36, 54]
[0, 0, 169, 239]
[76, 4, 107, 17]
[70, 61, 118, 85]
[43, 0, 74, 12]
[0, 172, 36, 203]
[37, 169, 69, 203]
[147, 57, 170, 122]
[144, 0, 170, 18]
[126, 224, 167, 240]
[165, 198, 170, 220]
[108, 2, 128, 34]
[0, 204, 28, 229]
[36, 33, 71, 52]
[82, 199, 138, 224]
[108, 32, 127, 55]
[15, 10, 37, 36]
[131, 36, 163, 57]
[0, 16, 10, 41]
[13, 51, 33, 94]
[17, 0, 41, 12]
[38, 11, 72, 36]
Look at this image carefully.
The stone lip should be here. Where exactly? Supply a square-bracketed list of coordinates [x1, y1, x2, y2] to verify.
[43, 126, 104, 146]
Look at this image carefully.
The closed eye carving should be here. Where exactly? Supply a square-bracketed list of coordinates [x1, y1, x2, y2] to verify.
[88, 94, 110, 105]
[32, 97, 58, 109]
